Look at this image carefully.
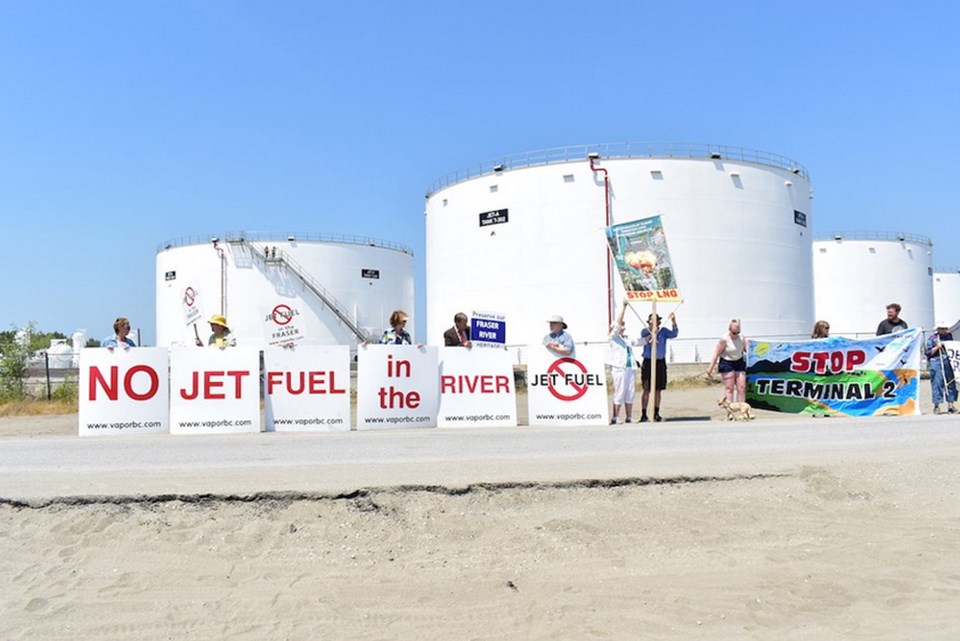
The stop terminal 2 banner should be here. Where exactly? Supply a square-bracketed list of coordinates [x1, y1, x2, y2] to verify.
[746, 329, 922, 416]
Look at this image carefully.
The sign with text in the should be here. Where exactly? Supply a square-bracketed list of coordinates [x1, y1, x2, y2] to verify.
[263, 346, 350, 431]
[262, 301, 306, 347]
[357, 345, 439, 430]
[169, 347, 261, 434]
[479, 208, 509, 227]
[79, 347, 170, 436]
[470, 310, 507, 348]
[438, 347, 517, 428]
[526, 345, 608, 426]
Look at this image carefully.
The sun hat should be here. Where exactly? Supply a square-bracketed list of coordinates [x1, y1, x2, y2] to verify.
[546, 315, 568, 329]
[209, 314, 230, 329]
[936, 320, 951, 329]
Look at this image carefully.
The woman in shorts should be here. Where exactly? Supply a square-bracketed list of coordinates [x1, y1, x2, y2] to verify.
[707, 319, 747, 404]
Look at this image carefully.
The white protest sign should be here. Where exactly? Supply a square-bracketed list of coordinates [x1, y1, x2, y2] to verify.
[181, 285, 203, 327]
[438, 347, 517, 427]
[264, 346, 350, 431]
[79, 347, 170, 436]
[262, 301, 307, 347]
[357, 345, 439, 430]
[526, 344, 608, 426]
[169, 347, 261, 434]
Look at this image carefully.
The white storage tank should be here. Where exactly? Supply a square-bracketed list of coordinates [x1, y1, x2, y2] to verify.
[425, 143, 814, 361]
[813, 232, 934, 336]
[933, 269, 960, 327]
[156, 232, 414, 348]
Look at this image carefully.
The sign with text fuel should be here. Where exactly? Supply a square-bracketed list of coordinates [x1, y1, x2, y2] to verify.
[264, 346, 350, 431]
[79, 347, 170, 436]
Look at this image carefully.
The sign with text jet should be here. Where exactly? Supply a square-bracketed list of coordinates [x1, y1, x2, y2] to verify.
[357, 345, 439, 430]
[439, 347, 517, 428]
[79, 347, 170, 436]
[264, 346, 350, 431]
[526, 344, 608, 426]
[170, 347, 261, 434]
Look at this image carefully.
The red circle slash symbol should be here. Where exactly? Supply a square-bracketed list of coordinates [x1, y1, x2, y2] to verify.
[272, 304, 293, 325]
[546, 357, 590, 401]
[183, 287, 196, 307]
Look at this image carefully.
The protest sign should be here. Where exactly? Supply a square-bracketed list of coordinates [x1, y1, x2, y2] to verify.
[606, 215, 681, 302]
[263, 346, 350, 431]
[526, 344, 608, 426]
[169, 347, 262, 434]
[438, 347, 517, 427]
[747, 329, 922, 416]
[357, 345, 439, 430]
[79, 347, 169, 436]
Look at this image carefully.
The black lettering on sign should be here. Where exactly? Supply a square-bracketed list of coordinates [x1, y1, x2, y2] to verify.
[479, 209, 509, 227]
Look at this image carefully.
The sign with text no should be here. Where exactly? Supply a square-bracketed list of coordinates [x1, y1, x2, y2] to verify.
[79, 347, 170, 436]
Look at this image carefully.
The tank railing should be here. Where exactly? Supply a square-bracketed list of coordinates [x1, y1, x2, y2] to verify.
[817, 231, 933, 245]
[254, 243, 372, 343]
[157, 231, 413, 256]
[426, 142, 809, 196]
[933, 266, 960, 273]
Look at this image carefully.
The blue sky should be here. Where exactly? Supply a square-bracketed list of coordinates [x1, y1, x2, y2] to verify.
[1, 1, 957, 345]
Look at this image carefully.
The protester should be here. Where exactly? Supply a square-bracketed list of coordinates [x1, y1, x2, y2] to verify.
[876, 303, 908, 335]
[811, 320, 831, 339]
[196, 314, 236, 348]
[101, 317, 136, 349]
[443, 312, 472, 347]
[543, 315, 574, 357]
[607, 300, 639, 424]
[925, 321, 957, 415]
[638, 311, 678, 422]
[707, 319, 747, 405]
[378, 310, 412, 345]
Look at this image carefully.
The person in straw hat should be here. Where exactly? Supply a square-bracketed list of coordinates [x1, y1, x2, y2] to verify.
[925, 320, 957, 414]
[543, 314, 574, 358]
[196, 314, 236, 348]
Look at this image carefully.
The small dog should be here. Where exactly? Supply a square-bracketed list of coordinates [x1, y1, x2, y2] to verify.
[718, 397, 755, 421]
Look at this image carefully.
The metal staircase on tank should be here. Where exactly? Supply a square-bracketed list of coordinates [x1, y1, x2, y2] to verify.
[253, 243, 371, 343]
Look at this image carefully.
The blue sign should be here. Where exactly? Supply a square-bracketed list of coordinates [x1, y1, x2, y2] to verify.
[471, 311, 507, 347]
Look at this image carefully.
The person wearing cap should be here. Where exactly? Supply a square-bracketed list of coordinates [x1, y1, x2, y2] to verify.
[101, 316, 136, 350]
[607, 300, 641, 424]
[543, 314, 574, 358]
[639, 311, 678, 422]
[197, 314, 236, 348]
[378, 310, 413, 345]
[443, 312, 472, 347]
[925, 321, 957, 414]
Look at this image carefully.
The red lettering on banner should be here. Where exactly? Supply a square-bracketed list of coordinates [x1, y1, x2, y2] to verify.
[88, 365, 160, 401]
[267, 371, 347, 395]
[790, 350, 868, 374]
[440, 375, 512, 394]
[180, 370, 250, 400]
[377, 386, 421, 408]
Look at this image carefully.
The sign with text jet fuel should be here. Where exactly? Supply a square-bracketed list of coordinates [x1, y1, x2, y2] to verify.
[264, 346, 350, 431]
[470, 310, 506, 348]
[357, 345, 439, 430]
[170, 347, 261, 434]
[438, 347, 517, 428]
[526, 345, 608, 426]
[79, 347, 170, 436]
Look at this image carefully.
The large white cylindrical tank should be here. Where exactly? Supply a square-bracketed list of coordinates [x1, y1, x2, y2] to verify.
[425, 143, 813, 361]
[156, 232, 414, 347]
[933, 269, 960, 327]
[813, 233, 934, 335]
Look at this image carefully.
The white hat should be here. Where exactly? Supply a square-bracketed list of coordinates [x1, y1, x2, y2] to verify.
[546, 315, 568, 329]
[936, 320, 951, 329]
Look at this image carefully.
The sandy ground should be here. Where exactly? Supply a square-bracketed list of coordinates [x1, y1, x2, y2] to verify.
[2, 384, 958, 640]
